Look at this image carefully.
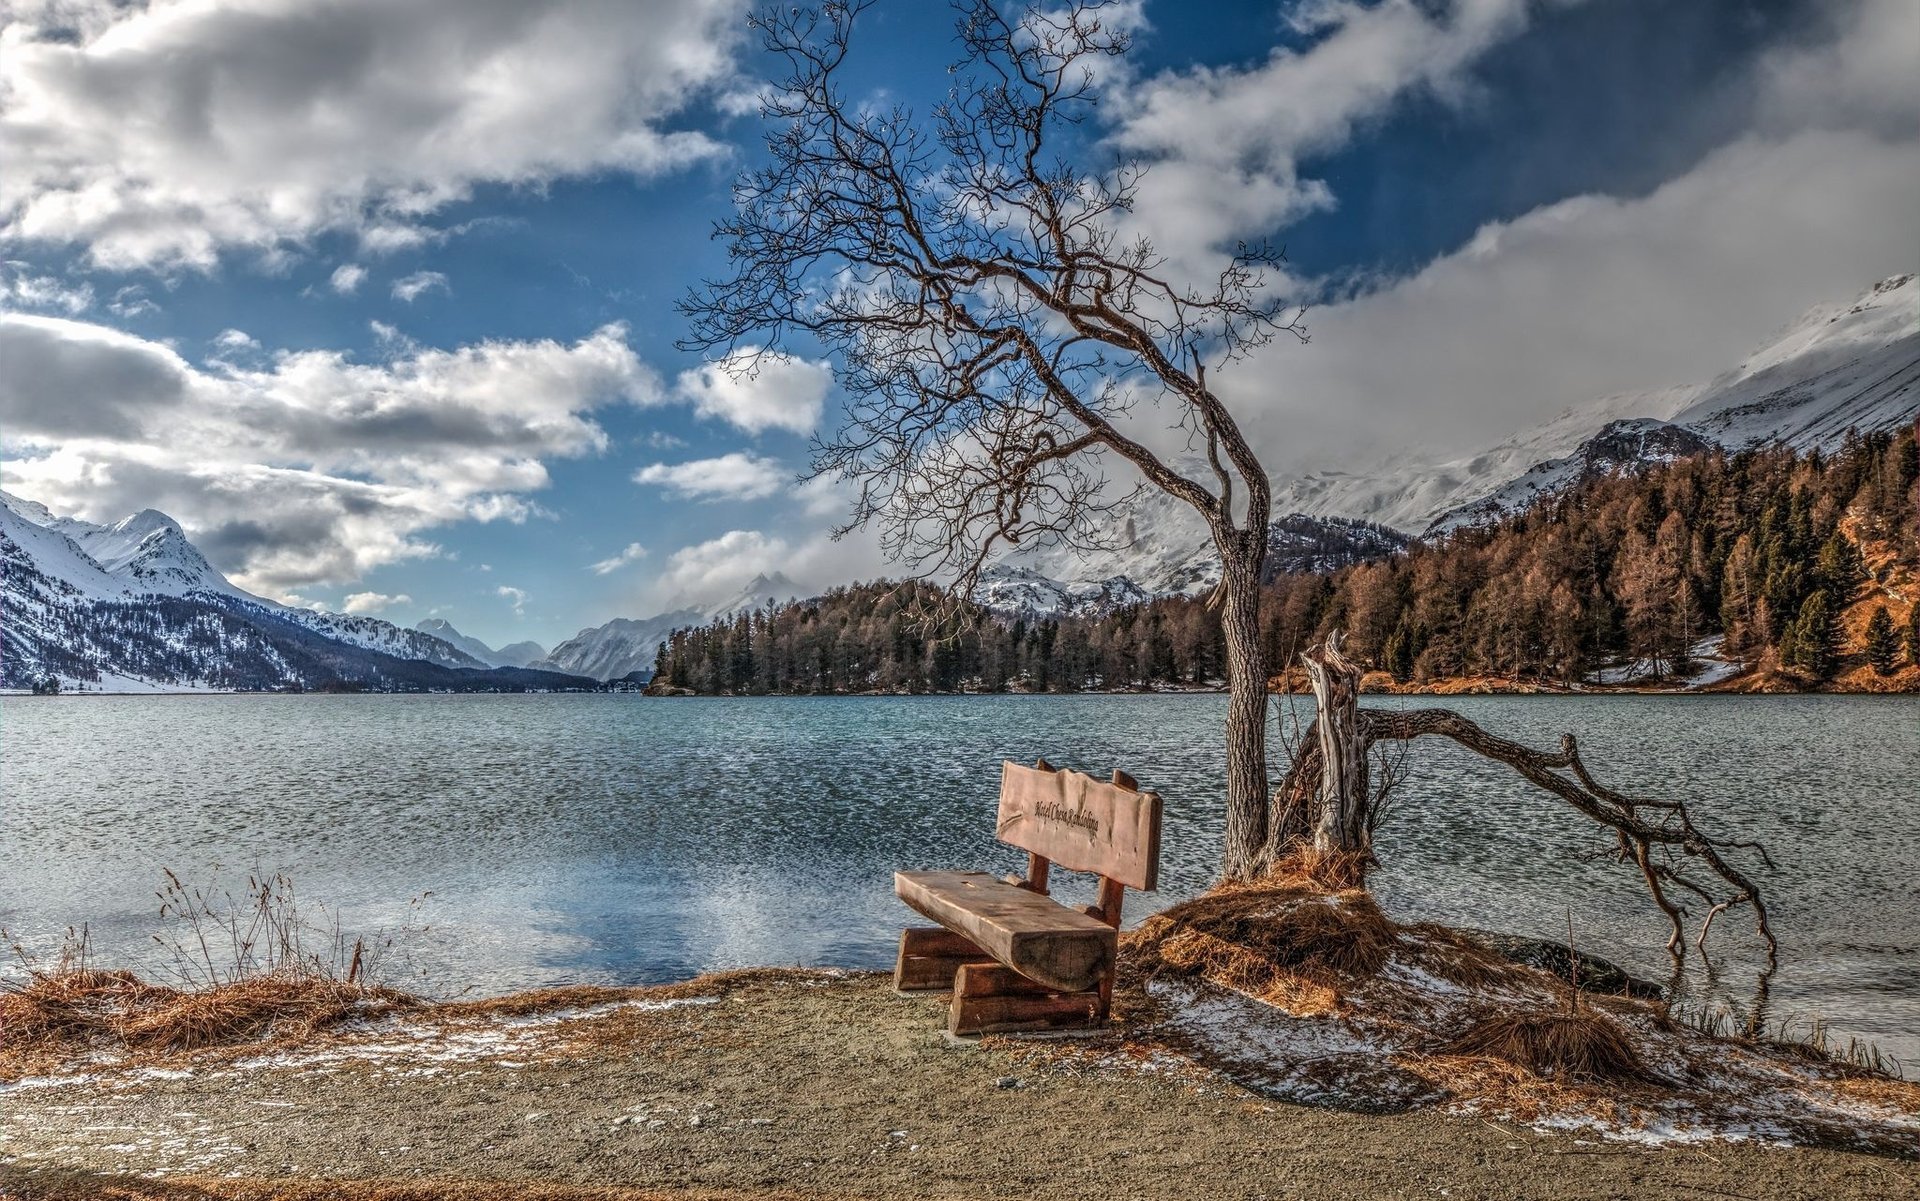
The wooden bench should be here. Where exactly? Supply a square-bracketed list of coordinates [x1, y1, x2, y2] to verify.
[893, 758, 1163, 1036]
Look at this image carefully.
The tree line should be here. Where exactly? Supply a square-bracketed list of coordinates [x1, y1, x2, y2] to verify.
[651, 427, 1920, 694]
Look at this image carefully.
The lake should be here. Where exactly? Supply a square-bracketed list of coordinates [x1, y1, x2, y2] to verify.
[3, 692, 1915, 1066]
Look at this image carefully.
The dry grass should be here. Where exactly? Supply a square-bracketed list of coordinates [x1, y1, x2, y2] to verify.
[0, 967, 418, 1075]
[1265, 845, 1375, 892]
[0, 1172, 824, 1201]
[1130, 882, 1395, 988]
[1447, 1008, 1655, 1084]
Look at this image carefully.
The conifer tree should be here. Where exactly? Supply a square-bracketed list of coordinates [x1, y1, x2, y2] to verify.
[1864, 605, 1899, 675]
[1786, 591, 1836, 678]
[1908, 603, 1920, 669]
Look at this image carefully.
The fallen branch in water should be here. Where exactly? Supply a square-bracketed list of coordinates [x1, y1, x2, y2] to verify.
[1265, 632, 1777, 964]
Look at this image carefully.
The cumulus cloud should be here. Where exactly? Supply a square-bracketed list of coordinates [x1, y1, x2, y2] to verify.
[210, 328, 259, 352]
[0, 0, 745, 271]
[653, 529, 789, 602]
[675, 349, 832, 435]
[496, 585, 529, 615]
[342, 590, 411, 613]
[0, 316, 664, 596]
[391, 271, 449, 303]
[1108, 0, 1543, 271]
[329, 264, 368, 295]
[633, 452, 788, 501]
[588, 542, 648, 575]
[1191, 0, 1920, 465]
[0, 264, 92, 314]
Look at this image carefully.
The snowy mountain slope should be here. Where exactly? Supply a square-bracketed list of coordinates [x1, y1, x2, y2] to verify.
[0, 490, 483, 670]
[534, 609, 702, 681]
[975, 274, 1913, 600]
[531, 573, 803, 681]
[1267, 274, 1919, 538]
[414, 619, 547, 669]
[1426, 419, 1716, 535]
[1670, 272, 1918, 447]
[0, 490, 578, 689]
[988, 495, 1413, 607]
[973, 566, 1153, 619]
[702, 572, 802, 621]
[1268, 383, 1705, 534]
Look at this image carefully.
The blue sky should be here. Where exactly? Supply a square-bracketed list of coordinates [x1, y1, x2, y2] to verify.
[2, 0, 1914, 649]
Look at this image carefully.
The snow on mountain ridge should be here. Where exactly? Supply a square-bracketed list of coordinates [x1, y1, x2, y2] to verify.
[1, 489, 486, 678]
[413, 618, 548, 669]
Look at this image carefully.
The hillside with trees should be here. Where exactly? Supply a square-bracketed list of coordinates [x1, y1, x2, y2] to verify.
[651, 426, 1920, 696]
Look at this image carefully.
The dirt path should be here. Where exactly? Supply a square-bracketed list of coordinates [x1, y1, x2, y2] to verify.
[3, 972, 1915, 1201]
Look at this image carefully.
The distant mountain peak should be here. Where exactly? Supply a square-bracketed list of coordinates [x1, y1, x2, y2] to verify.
[410, 617, 546, 669]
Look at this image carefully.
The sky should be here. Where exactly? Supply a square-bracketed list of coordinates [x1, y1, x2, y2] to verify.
[1, 0, 1915, 650]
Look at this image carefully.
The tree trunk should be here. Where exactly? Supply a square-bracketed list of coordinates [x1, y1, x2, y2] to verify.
[1218, 548, 1270, 881]
[1303, 632, 1369, 856]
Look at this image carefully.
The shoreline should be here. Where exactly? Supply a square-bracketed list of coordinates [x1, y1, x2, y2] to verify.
[12, 682, 1919, 699]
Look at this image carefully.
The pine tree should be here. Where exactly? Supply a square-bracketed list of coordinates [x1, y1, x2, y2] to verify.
[1785, 591, 1836, 678]
[1382, 621, 1415, 683]
[1909, 604, 1920, 669]
[1865, 605, 1899, 675]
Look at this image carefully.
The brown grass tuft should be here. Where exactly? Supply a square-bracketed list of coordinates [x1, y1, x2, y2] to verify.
[0, 968, 418, 1075]
[1447, 1008, 1654, 1084]
[1265, 846, 1374, 891]
[1127, 882, 1396, 1013]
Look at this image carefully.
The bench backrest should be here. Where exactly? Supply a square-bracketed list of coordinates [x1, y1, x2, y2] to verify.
[994, 760, 1162, 892]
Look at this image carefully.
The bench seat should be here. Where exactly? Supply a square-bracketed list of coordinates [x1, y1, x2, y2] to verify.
[894, 870, 1116, 993]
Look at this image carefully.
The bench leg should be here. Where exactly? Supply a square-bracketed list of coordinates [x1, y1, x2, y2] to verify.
[948, 962, 1104, 1036]
[894, 926, 992, 993]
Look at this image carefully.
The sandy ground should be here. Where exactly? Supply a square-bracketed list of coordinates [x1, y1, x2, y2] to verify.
[2, 971, 1916, 1201]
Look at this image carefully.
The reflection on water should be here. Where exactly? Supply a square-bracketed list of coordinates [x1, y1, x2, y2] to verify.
[2, 692, 1914, 1063]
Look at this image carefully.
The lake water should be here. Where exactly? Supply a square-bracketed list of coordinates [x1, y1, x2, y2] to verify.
[3, 693, 1915, 1066]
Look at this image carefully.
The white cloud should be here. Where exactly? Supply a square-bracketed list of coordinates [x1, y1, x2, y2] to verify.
[0, 0, 745, 271]
[390, 271, 449, 303]
[633, 452, 787, 501]
[0, 264, 92, 314]
[654, 530, 789, 603]
[1108, 0, 1544, 270]
[210, 328, 259, 352]
[329, 264, 368, 295]
[342, 590, 411, 613]
[675, 349, 832, 435]
[107, 286, 157, 319]
[0, 316, 664, 596]
[588, 542, 648, 574]
[496, 585, 528, 615]
[1205, 0, 1920, 465]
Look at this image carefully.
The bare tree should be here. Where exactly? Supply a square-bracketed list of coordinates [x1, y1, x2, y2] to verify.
[681, 0, 1306, 878]
[1268, 633, 1777, 963]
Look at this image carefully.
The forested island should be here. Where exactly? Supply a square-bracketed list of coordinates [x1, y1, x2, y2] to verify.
[651, 429, 1920, 696]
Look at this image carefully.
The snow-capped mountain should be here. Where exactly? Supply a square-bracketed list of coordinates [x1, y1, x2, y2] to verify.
[0, 491, 589, 691]
[974, 566, 1153, 619]
[531, 573, 805, 682]
[0, 490, 485, 670]
[1427, 419, 1716, 535]
[702, 572, 802, 621]
[1669, 272, 1918, 448]
[413, 618, 547, 669]
[1329, 272, 1919, 536]
[534, 610, 700, 681]
[1004, 273, 1916, 596]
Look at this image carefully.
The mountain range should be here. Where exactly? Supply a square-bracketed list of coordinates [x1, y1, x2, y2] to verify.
[1007, 273, 1918, 598]
[0, 492, 594, 692]
[5, 273, 1912, 691]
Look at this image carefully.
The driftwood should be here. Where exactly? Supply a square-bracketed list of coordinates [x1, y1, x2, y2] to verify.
[1266, 634, 1777, 964]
